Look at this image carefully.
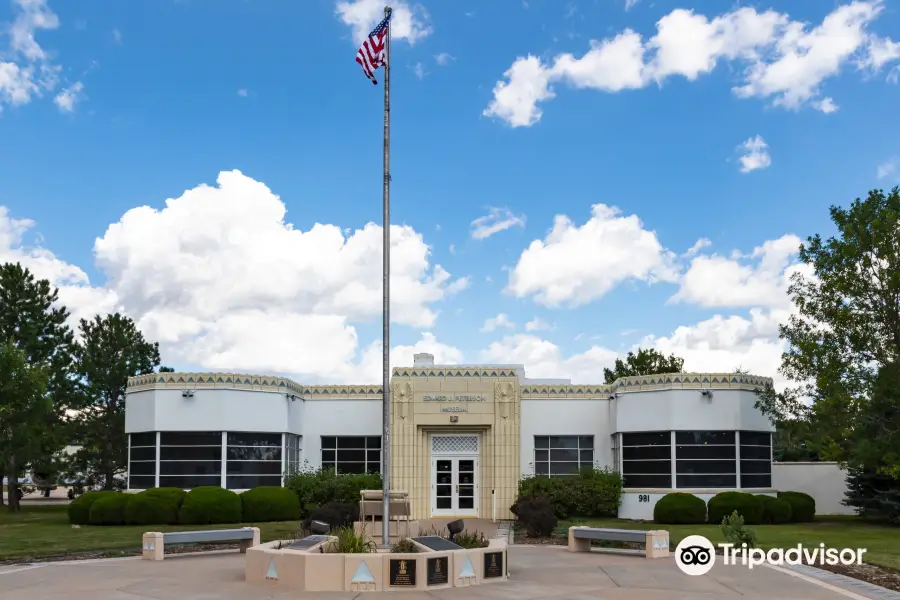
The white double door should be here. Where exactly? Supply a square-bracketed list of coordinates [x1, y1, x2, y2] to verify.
[431, 455, 478, 517]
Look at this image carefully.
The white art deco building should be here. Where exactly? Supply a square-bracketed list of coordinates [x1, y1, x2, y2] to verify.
[124, 353, 775, 520]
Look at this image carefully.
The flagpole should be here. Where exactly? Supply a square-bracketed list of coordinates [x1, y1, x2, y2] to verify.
[381, 4, 392, 549]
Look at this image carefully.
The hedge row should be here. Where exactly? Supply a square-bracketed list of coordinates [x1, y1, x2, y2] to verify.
[68, 486, 300, 526]
[516, 468, 623, 519]
[652, 490, 816, 525]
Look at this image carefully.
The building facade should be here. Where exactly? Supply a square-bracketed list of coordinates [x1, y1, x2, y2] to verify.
[124, 353, 775, 520]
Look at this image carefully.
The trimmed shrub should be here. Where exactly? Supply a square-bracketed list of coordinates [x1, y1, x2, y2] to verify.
[304, 501, 359, 532]
[88, 493, 132, 525]
[285, 467, 381, 518]
[707, 492, 763, 525]
[757, 495, 792, 524]
[517, 467, 623, 519]
[653, 492, 707, 524]
[68, 490, 118, 525]
[178, 486, 242, 525]
[241, 486, 301, 522]
[778, 491, 816, 522]
[513, 495, 558, 537]
[125, 488, 187, 525]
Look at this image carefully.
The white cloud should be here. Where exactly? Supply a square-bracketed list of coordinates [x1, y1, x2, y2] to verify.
[53, 81, 84, 113]
[671, 234, 806, 310]
[237, 88, 249, 97]
[625, 0, 640, 11]
[352, 332, 464, 382]
[479, 334, 618, 384]
[738, 135, 772, 173]
[336, 0, 431, 45]
[683, 238, 711, 258]
[525, 317, 551, 331]
[484, 2, 900, 127]
[481, 313, 515, 332]
[813, 97, 839, 113]
[112, 28, 122, 44]
[877, 157, 898, 179]
[413, 62, 426, 79]
[471, 207, 526, 240]
[434, 52, 454, 66]
[0, 0, 70, 111]
[508, 204, 679, 307]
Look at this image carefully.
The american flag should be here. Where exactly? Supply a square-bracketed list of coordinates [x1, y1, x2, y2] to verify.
[355, 14, 391, 85]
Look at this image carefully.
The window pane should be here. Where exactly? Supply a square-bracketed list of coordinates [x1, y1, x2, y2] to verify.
[549, 436, 578, 449]
[579, 449, 594, 463]
[130, 432, 156, 447]
[366, 436, 382, 448]
[624, 445, 671, 460]
[226, 475, 282, 489]
[322, 462, 336, 471]
[622, 432, 670, 446]
[550, 449, 579, 462]
[161, 446, 222, 461]
[535, 462, 549, 475]
[367, 450, 381, 462]
[129, 447, 156, 461]
[159, 475, 221, 488]
[322, 450, 335, 461]
[128, 475, 155, 489]
[676, 474, 736, 488]
[534, 450, 549, 461]
[128, 461, 156, 476]
[623, 474, 671, 488]
[740, 460, 771, 474]
[740, 446, 771, 460]
[227, 446, 281, 461]
[160, 432, 222, 446]
[676, 445, 736, 460]
[337, 449, 365, 462]
[676, 460, 736, 475]
[675, 431, 734, 445]
[226, 432, 282, 447]
[337, 437, 366, 449]
[366, 463, 381, 474]
[226, 460, 283, 475]
[739, 432, 771, 446]
[623, 460, 671, 474]
[321, 437, 336, 449]
[534, 436, 549, 449]
[549, 462, 579, 476]
[159, 461, 221, 476]
[741, 474, 772, 488]
[578, 436, 594, 449]
[337, 462, 365, 474]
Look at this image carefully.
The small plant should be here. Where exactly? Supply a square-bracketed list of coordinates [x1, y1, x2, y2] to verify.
[453, 530, 489, 549]
[332, 525, 376, 553]
[720, 510, 757, 548]
[514, 495, 558, 537]
[391, 538, 418, 553]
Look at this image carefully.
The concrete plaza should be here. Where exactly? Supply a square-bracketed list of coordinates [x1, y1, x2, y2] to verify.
[1, 544, 894, 600]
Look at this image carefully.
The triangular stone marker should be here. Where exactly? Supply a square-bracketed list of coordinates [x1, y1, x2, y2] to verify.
[148, 543, 154, 552]
[351, 561, 375, 583]
[653, 537, 668, 550]
[460, 556, 475, 578]
[266, 558, 278, 580]
[142, 542, 148, 551]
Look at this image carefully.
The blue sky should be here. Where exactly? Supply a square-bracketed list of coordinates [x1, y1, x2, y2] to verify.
[0, 0, 898, 385]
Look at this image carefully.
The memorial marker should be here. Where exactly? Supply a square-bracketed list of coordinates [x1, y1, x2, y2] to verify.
[427, 556, 449, 585]
[389, 559, 416, 586]
[484, 552, 503, 578]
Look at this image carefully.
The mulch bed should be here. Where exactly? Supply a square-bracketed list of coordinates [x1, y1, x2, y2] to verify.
[0, 543, 241, 566]
[512, 532, 900, 592]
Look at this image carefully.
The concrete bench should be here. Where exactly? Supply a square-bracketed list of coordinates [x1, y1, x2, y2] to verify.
[567, 526, 669, 559]
[142, 527, 260, 561]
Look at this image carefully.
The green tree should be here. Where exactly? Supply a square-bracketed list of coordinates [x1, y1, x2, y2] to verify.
[756, 187, 900, 477]
[0, 263, 76, 511]
[159, 366, 175, 372]
[0, 343, 51, 512]
[603, 348, 685, 384]
[68, 314, 161, 490]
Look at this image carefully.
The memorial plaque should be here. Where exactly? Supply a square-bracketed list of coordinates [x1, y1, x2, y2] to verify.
[285, 535, 329, 550]
[484, 552, 503, 578]
[412, 536, 463, 551]
[389, 558, 416, 587]
[426, 556, 449, 586]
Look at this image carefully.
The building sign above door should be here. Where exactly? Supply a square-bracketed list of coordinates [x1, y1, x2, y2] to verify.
[441, 406, 468, 412]
[423, 394, 486, 402]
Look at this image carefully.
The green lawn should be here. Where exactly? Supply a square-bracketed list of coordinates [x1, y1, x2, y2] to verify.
[561, 516, 900, 570]
[0, 505, 300, 560]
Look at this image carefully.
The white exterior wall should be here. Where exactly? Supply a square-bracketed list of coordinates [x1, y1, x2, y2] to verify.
[300, 399, 383, 469]
[519, 399, 613, 477]
[614, 388, 773, 433]
[773, 462, 853, 515]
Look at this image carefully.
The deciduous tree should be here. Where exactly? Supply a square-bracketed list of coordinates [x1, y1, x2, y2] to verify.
[603, 348, 685, 384]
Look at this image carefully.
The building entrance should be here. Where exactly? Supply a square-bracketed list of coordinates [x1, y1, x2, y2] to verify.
[430, 434, 479, 517]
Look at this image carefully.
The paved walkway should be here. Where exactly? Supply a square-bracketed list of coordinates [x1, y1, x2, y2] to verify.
[1, 545, 894, 600]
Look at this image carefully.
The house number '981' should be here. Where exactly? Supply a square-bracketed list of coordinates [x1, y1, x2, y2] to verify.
[638, 494, 650, 503]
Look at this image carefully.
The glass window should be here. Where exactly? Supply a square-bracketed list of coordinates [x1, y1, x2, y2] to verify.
[675, 430, 736, 489]
[321, 436, 381, 474]
[128, 432, 157, 490]
[226, 475, 283, 489]
[621, 431, 671, 489]
[533, 436, 594, 477]
[739, 431, 772, 488]
[225, 431, 282, 489]
[157, 431, 222, 490]
[285, 434, 302, 475]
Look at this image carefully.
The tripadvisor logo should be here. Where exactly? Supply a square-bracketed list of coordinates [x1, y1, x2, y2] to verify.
[675, 535, 867, 576]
